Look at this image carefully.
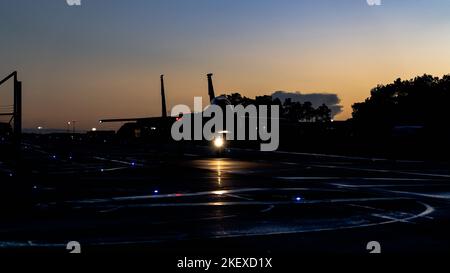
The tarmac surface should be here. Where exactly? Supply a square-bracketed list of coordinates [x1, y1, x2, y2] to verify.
[1, 141, 450, 255]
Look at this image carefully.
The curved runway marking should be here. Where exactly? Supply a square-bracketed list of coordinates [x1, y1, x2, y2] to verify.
[313, 164, 450, 178]
[278, 177, 436, 181]
[331, 183, 447, 188]
[93, 156, 143, 167]
[49, 166, 128, 175]
[72, 197, 410, 209]
[0, 201, 434, 249]
[210, 202, 435, 239]
[232, 147, 425, 163]
[371, 213, 413, 224]
[260, 205, 275, 213]
[276, 176, 340, 180]
[63, 187, 339, 204]
[384, 190, 450, 200]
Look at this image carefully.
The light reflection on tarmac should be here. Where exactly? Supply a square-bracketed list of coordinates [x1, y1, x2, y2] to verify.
[1, 145, 450, 253]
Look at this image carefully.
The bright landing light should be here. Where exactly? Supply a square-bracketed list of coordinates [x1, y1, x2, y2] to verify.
[214, 137, 224, 148]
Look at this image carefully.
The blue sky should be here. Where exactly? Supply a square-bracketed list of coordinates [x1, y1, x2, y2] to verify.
[1, 0, 450, 129]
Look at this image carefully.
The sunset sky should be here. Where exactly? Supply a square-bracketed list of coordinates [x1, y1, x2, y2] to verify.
[1, 0, 450, 131]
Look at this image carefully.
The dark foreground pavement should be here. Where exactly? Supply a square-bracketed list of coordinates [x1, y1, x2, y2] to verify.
[1, 141, 450, 260]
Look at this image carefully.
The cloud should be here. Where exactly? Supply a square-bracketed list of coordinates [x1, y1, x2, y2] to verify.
[366, 0, 382, 6]
[271, 91, 343, 118]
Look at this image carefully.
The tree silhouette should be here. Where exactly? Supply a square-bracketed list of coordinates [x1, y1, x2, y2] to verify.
[315, 104, 332, 122]
[351, 74, 450, 135]
[225, 93, 332, 122]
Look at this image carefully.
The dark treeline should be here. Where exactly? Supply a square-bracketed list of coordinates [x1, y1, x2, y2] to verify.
[224, 93, 332, 122]
[351, 74, 450, 138]
[224, 74, 450, 159]
[4, 74, 450, 160]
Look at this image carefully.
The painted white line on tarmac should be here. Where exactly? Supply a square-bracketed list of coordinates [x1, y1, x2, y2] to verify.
[312, 164, 450, 179]
[360, 177, 431, 181]
[49, 166, 129, 175]
[371, 213, 413, 223]
[331, 183, 447, 188]
[93, 156, 143, 167]
[210, 202, 435, 240]
[222, 170, 256, 174]
[65, 187, 329, 204]
[276, 176, 340, 180]
[278, 177, 437, 182]
[225, 194, 254, 201]
[348, 204, 384, 211]
[67, 188, 272, 204]
[260, 205, 275, 213]
[273, 150, 389, 161]
[0, 201, 434, 249]
[232, 147, 425, 163]
[72, 197, 409, 208]
[397, 171, 450, 178]
[384, 190, 450, 200]
[184, 153, 200, 157]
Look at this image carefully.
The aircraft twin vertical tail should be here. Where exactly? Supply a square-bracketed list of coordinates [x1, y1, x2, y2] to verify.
[160, 75, 167, 118]
[100, 73, 217, 123]
[207, 73, 216, 102]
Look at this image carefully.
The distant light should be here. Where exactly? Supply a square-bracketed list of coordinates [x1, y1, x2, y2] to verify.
[295, 196, 302, 202]
[100, 169, 104, 172]
[69, 156, 73, 160]
[331, 119, 334, 122]
[131, 162, 136, 166]
[153, 190, 159, 194]
[91, 127, 97, 131]
[151, 127, 156, 130]
[214, 137, 224, 148]
[52, 155, 57, 159]
[33, 185, 37, 189]
[213, 190, 226, 195]
[37, 126, 43, 130]
[67, 122, 71, 125]
[9, 173, 13, 177]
